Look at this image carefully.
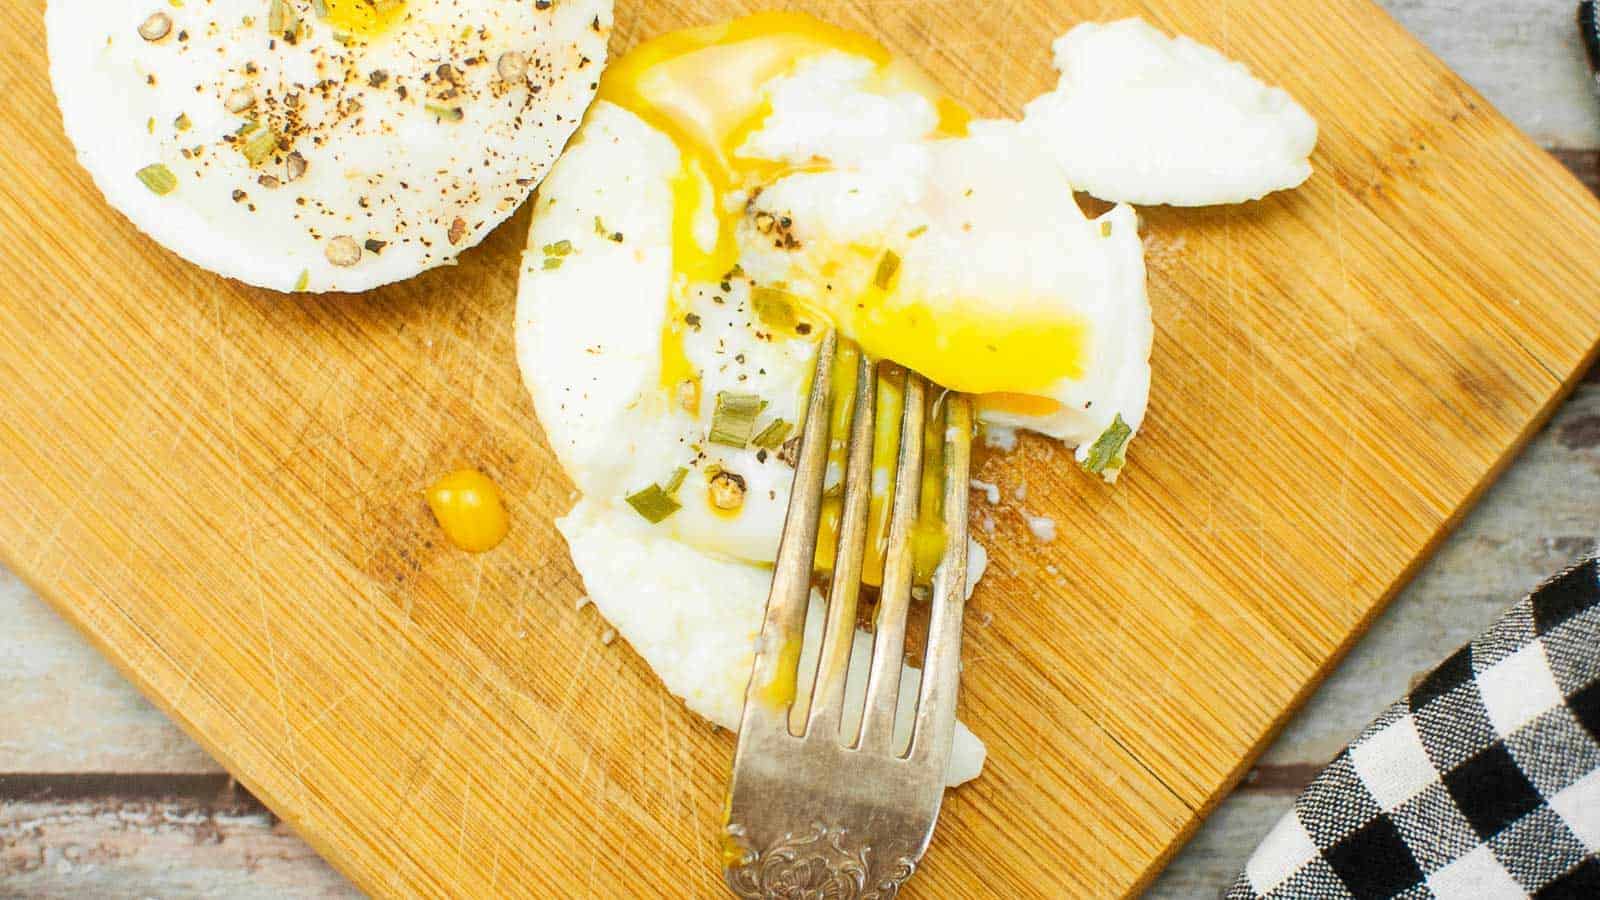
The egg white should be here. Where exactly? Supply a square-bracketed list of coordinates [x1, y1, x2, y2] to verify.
[1022, 18, 1319, 207]
[558, 499, 987, 786]
[47, 0, 611, 292]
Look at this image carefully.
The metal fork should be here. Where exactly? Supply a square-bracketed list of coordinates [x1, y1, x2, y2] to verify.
[723, 330, 972, 899]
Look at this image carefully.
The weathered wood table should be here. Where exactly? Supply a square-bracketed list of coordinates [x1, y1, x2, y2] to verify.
[2, 2, 1596, 896]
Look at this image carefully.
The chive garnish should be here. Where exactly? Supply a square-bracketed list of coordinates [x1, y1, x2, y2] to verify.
[751, 419, 790, 449]
[425, 103, 464, 122]
[543, 239, 573, 257]
[236, 122, 277, 165]
[751, 286, 796, 331]
[136, 163, 177, 195]
[626, 484, 681, 523]
[1080, 414, 1133, 476]
[662, 467, 688, 495]
[873, 250, 901, 291]
[709, 392, 764, 448]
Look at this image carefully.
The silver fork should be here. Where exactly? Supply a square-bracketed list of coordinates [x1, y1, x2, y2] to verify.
[723, 330, 973, 899]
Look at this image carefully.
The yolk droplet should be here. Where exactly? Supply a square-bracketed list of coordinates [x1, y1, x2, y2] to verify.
[319, 0, 407, 38]
[425, 469, 509, 553]
[757, 637, 802, 708]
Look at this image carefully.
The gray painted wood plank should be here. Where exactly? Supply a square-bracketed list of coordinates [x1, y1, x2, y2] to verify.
[1380, 0, 1600, 147]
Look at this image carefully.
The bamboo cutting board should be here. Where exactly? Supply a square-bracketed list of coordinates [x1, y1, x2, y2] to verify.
[4, 0, 1599, 896]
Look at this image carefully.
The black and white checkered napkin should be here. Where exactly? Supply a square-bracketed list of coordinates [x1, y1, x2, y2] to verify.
[1228, 558, 1600, 899]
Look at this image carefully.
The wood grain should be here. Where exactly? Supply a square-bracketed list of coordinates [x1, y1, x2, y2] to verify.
[4, 1, 1600, 897]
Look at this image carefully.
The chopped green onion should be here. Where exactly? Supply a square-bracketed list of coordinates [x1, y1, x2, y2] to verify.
[751, 286, 797, 331]
[266, 0, 298, 36]
[906, 225, 928, 239]
[1100, 220, 1113, 238]
[173, 113, 191, 131]
[751, 419, 790, 449]
[425, 103, 464, 122]
[292, 269, 309, 292]
[709, 392, 764, 447]
[873, 250, 901, 291]
[662, 467, 688, 495]
[237, 122, 277, 165]
[625, 484, 681, 523]
[542, 256, 563, 270]
[543, 239, 573, 257]
[1080, 414, 1133, 476]
[136, 163, 177, 195]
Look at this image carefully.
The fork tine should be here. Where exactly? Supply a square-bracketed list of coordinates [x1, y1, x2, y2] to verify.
[805, 354, 877, 738]
[734, 330, 837, 740]
[911, 394, 972, 765]
[855, 371, 926, 753]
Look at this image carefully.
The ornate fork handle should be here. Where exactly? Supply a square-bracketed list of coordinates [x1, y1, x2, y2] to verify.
[725, 824, 917, 900]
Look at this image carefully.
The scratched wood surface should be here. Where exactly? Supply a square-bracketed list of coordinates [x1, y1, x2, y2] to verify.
[4, 1, 1600, 897]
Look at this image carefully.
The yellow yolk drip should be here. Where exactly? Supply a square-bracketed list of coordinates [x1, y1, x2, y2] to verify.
[978, 392, 1066, 418]
[320, 0, 407, 38]
[757, 637, 802, 708]
[823, 248, 1090, 397]
[425, 469, 509, 553]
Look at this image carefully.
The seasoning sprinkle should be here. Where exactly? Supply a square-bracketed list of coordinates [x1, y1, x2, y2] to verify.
[325, 235, 362, 267]
[708, 471, 747, 511]
[497, 51, 529, 81]
[136, 163, 177, 195]
[224, 87, 255, 114]
[138, 11, 172, 41]
[425, 103, 464, 122]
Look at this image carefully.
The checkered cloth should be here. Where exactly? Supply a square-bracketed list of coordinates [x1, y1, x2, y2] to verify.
[1229, 558, 1600, 899]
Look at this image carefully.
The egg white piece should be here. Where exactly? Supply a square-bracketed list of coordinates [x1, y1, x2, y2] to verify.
[47, 0, 611, 292]
[557, 499, 987, 787]
[1022, 18, 1318, 207]
[740, 114, 1152, 461]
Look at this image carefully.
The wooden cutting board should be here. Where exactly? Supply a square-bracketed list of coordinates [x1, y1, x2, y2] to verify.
[4, 0, 1598, 896]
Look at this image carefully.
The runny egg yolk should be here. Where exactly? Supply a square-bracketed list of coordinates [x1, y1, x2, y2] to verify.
[597, 12, 971, 396]
[598, 12, 1086, 403]
[319, 0, 408, 39]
